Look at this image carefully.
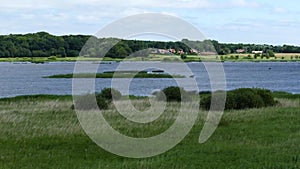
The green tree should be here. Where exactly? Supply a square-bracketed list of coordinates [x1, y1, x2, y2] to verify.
[267, 50, 275, 57]
[57, 47, 66, 57]
[116, 47, 128, 58]
[180, 54, 187, 60]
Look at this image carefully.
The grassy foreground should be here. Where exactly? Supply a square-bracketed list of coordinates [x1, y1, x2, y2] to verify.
[0, 95, 300, 168]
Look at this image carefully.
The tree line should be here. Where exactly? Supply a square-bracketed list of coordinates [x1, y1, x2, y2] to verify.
[1, 32, 300, 58]
[0, 32, 89, 57]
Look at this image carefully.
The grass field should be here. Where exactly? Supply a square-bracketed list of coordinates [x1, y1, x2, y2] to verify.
[0, 94, 300, 168]
[219, 53, 300, 62]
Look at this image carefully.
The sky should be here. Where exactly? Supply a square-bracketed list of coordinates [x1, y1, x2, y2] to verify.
[0, 0, 299, 45]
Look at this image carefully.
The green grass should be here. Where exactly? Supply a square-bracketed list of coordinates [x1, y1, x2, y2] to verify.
[0, 94, 299, 168]
[217, 53, 300, 62]
[45, 72, 185, 78]
[272, 91, 300, 99]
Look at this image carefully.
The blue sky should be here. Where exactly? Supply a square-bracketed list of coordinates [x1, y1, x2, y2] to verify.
[0, 0, 299, 45]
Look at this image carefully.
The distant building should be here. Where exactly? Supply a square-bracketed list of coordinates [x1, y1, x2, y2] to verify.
[178, 49, 185, 54]
[200, 52, 217, 55]
[252, 51, 263, 54]
[158, 49, 170, 54]
[150, 49, 171, 54]
[151, 48, 186, 55]
[169, 49, 176, 54]
[150, 48, 159, 54]
[190, 48, 198, 54]
[236, 49, 245, 53]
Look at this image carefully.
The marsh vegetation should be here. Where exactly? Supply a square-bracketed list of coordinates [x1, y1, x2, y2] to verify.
[0, 89, 299, 168]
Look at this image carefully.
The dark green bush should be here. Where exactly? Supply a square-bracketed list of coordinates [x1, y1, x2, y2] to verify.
[95, 94, 109, 110]
[224, 92, 237, 110]
[200, 91, 227, 111]
[156, 86, 190, 102]
[254, 88, 276, 106]
[200, 88, 276, 110]
[100, 88, 122, 101]
[231, 88, 264, 109]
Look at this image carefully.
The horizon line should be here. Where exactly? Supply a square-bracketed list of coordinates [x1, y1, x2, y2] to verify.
[1, 31, 299, 47]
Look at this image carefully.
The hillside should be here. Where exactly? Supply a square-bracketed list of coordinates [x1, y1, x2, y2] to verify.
[1, 32, 300, 58]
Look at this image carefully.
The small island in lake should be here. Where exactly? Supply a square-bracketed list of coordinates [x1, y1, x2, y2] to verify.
[45, 70, 185, 78]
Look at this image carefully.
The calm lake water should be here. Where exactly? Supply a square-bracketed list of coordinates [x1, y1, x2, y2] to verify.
[0, 61, 299, 98]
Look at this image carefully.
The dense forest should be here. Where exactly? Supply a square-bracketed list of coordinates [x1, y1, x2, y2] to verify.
[1, 32, 300, 58]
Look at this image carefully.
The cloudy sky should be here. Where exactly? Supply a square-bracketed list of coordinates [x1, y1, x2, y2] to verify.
[1, 0, 299, 45]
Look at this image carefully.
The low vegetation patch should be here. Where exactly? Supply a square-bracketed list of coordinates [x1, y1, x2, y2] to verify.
[272, 91, 300, 99]
[45, 71, 185, 78]
[200, 88, 277, 110]
[73, 88, 122, 110]
[155, 86, 192, 102]
[100, 88, 122, 101]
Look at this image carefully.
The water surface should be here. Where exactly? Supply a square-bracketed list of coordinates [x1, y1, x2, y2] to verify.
[0, 61, 299, 98]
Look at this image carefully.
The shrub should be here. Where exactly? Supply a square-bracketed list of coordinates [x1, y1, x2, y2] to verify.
[231, 88, 264, 109]
[100, 88, 122, 102]
[254, 53, 260, 58]
[224, 92, 237, 110]
[200, 91, 233, 111]
[200, 88, 276, 110]
[180, 54, 187, 60]
[95, 94, 109, 109]
[253, 88, 276, 107]
[156, 86, 190, 102]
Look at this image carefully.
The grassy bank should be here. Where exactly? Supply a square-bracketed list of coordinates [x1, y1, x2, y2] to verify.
[217, 53, 300, 62]
[45, 71, 185, 78]
[0, 94, 299, 168]
[1, 53, 300, 63]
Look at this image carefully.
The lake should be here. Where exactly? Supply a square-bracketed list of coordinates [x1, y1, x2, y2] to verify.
[0, 61, 299, 98]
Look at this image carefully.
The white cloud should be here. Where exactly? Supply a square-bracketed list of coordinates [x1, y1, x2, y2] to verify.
[272, 7, 287, 14]
[230, 0, 260, 8]
[0, 0, 263, 11]
[0, 0, 299, 45]
[69, 0, 214, 9]
[121, 8, 148, 16]
[0, 0, 56, 9]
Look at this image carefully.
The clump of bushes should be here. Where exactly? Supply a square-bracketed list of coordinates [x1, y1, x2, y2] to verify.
[200, 88, 276, 110]
[155, 86, 191, 102]
[73, 88, 122, 110]
[100, 88, 122, 101]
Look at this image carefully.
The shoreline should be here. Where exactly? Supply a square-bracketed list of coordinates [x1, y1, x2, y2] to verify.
[0, 59, 299, 63]
[1, 54, 300, 63]
[1, 90, 299, 101]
